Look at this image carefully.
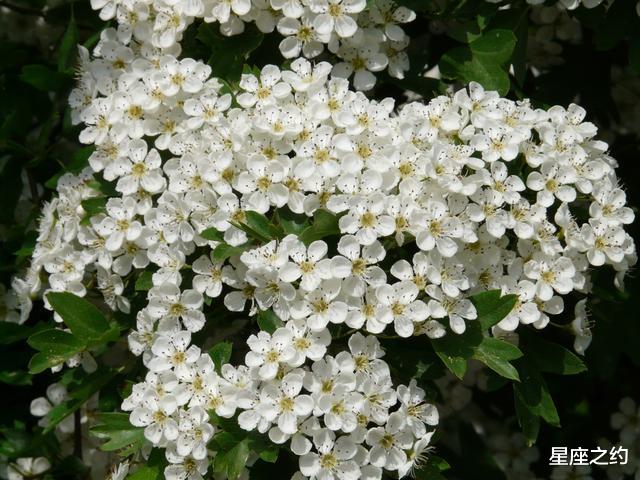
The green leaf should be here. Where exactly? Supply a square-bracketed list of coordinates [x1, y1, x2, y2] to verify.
[440, 48, 510, 95]
[454, 423, 508, 480]
[58, 12, 78, 73]
[469, 29, 517, 64]
[80, 197, 107, 223]
[209, 341, 233, 372]
[439, 29, 517, 96]
[472, 337, 522, 381]
[257, 309, 284, 334]
[520, 331, 587, 375]
[46, 292, 114, 346]
[277, 208, 310, 235]
[128, 449, 165, 480]
[430, 322, 483, 379]
[414, 463, 447, 480]
[213, 438, 250, 480]
[0, 369, 32, 386]
[91, 413, 145, 453]
[0, 323, 37, 345]
[298, 210, 340, 245]
[513, 359, 560, 428]
[197, 24, 264, 82]
[258, 444, 279, 463]
[135, 271, 154, 292]
[20, 65, 70, 92]
[514, 389, 540, 445]
[200, 227, 225, 241]
[244, 211, 281, 240]
[212, 242, 250, 262]
[44, 369, 120, 434]
[27, 329, 85, 374]
[471, 290, 517, 330]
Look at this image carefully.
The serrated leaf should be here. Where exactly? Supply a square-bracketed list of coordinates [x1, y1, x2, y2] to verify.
[200, 227, 225, 241]
[471, 290, 517, 330]
[213, 437, 250, 480]
[80, 197, 107, 224]
[414, 463, 447, 480]
[258, 444, 279, 463]
[244, 210, 281, 240]
[299, 210, 340, 245]
[278, 208, 310, 235]
[209, 341, 232, 373]
[430, 322, 483, 379]
[521, 330, 587, 375]
[58, 12, 78, 73]
[20, 64, 70, 92]
[0, 322, 37, 345]
[91, 412, 145, 453]
[440, 28, 517, 96]
[27, 329, 85, 374]
[197, 24, 264, 82]
[135, 271, 154, 291]
[440, 47, 511, 95]
[469, 29, 517, 64]
[513, 359, 560, 428]
[46, 292, 114, 346]
[45, 368, 120, 433]
[128, 449, 165, 480]
[212, 242, 250, 262]
[0, 369, 32, 386]
[472, 337, 522, 381]
[514, 389, 540, 445]
[257, 309, 284, 334]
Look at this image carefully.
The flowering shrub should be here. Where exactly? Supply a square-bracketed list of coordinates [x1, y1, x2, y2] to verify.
[1, 1, 640, 480]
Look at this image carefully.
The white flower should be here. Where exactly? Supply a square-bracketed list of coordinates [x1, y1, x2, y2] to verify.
[130, 393, 179, 444]
[290, 278, 348, 331]
[375, 281, 429, 337]
[570, 299, 592, 355]
[299, 429, 360, 479]
[94, 197, 143, 251]
[395, 380, 438, 437]
[148, 330, 201, 380]
[310, 0, 366, 38]
[426, 285, 477, 334]
[245, 328, 297, 380]
[260, 372, 313, 435]
[411, 199, 463, 257]
[524, 254, 576, 301]
[580, 219, 626, 266]
[176, 407, 215, 459]
[147, 284, 206, 332]
[366, 415, 413, 471]
[7, 458, 51, 480]
[237, 65, 292, 108]
[192, 254, 224, 297]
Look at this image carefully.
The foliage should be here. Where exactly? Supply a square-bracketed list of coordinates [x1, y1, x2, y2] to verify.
[0, 0, 639, 479]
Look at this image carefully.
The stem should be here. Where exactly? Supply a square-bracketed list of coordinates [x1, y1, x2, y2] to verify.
[73, 409, 83, 461]
[27, 170, 40, 205]
[0, 0, 44, 16]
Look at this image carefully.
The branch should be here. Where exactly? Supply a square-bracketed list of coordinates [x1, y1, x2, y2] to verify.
[0, 1, 44, 17]
[73, 409, 83, 461]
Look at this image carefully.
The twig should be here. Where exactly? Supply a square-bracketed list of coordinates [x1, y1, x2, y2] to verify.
[73, 409, 83, 461]
[0, 0, 44, 16]
[27, 170, 40, 205]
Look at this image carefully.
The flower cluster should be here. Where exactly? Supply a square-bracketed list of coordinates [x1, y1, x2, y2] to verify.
[89, 0, 415, 90]
[9, 0, 637, 476]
